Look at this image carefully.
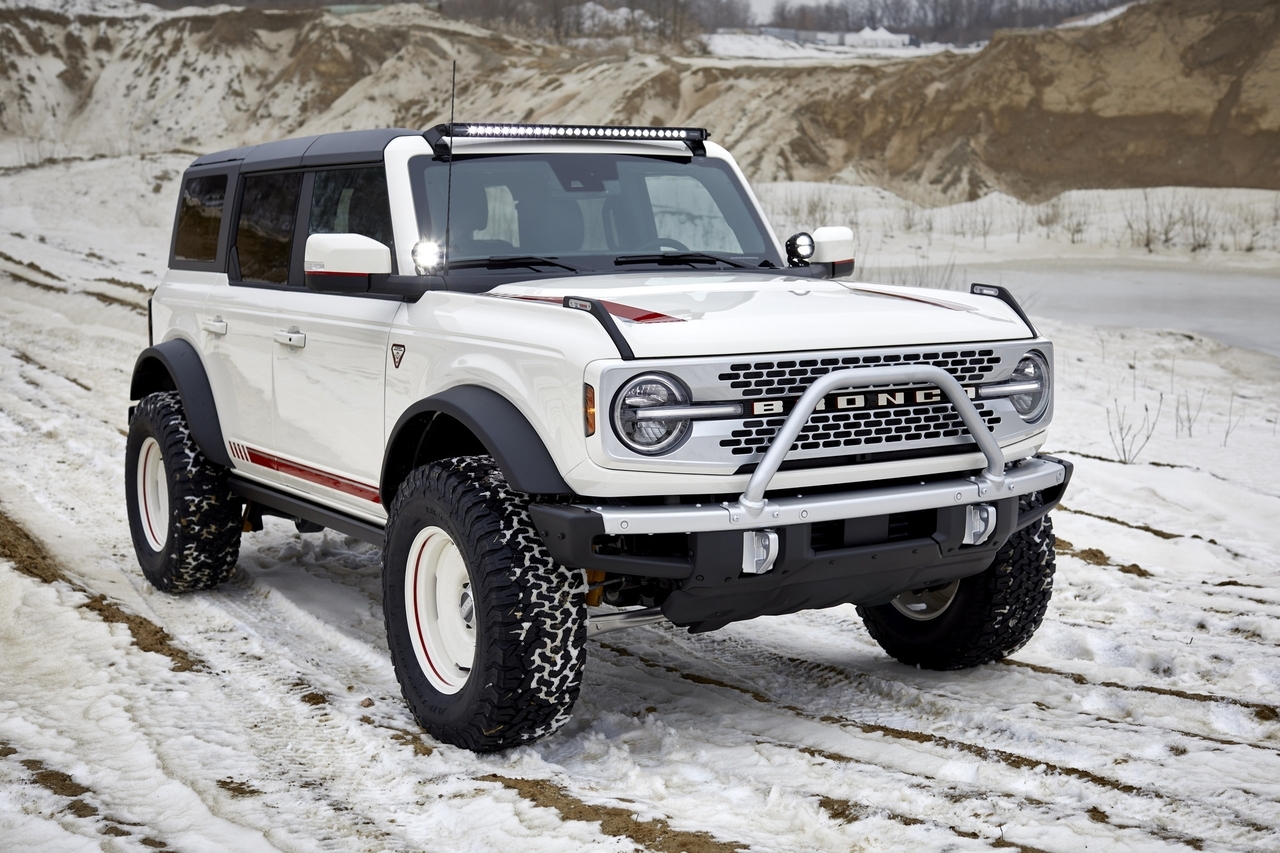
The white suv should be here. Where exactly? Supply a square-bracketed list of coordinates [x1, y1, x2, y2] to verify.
[127, 124, 1070, 752]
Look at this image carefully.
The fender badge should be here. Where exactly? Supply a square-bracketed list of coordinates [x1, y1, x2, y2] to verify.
[391, 343, 406, 369]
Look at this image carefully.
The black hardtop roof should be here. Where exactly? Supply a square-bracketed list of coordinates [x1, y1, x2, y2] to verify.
[189, 128, 421, 172]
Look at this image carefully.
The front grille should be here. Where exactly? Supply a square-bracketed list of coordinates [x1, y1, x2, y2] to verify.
[718, 349, 999, 398]
[595, 338, 1048, 472]
[719, 400, 1002, 456]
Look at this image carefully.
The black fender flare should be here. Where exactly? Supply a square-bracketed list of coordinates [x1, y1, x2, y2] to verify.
[129, 339, 233, 469]
[381, 386, 572, 503]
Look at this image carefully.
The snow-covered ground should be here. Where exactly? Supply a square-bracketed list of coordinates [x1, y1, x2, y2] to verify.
[1, 157, 1279, 851]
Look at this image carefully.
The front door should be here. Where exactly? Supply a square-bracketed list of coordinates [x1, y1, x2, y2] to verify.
[271, 166, 400, 522]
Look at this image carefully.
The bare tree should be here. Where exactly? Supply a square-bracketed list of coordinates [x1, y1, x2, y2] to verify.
[1108, 395, 1163, 464]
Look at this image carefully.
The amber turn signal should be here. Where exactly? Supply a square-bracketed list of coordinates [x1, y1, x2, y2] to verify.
[584, 384, 596, 436]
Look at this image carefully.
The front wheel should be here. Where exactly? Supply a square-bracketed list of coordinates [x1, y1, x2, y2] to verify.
[382, 457, 586, 752]
[858, 497, 1056, 670]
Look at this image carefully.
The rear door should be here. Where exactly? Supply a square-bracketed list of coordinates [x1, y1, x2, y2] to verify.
[200, 170, 304, 484]
[271, 165, 400, 521]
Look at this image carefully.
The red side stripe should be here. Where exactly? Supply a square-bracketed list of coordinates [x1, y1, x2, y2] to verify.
[239, 446, 382, 503]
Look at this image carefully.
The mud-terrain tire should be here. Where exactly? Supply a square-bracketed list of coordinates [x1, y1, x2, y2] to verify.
[857, 495, 1056, 670]
[382, 456, 587, 752]
[125, 391, 243, 592]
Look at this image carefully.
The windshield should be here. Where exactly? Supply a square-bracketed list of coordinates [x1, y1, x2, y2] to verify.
[407, 153, 783, 272]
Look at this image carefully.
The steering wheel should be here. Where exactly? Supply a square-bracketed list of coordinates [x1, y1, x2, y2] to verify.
[634, 237, 690, 252]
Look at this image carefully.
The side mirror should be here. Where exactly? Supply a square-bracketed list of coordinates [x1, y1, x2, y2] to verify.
[812, 226, 855, 278]
[304, 233, 392, 294]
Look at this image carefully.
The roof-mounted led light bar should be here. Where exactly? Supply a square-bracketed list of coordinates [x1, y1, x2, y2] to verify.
[455, 123, 707, 141]
[424, 123, 709, 155]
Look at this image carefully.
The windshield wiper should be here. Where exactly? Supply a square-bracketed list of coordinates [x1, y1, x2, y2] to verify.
[613, 251, 749, 269]
[450, 255, 582, 273]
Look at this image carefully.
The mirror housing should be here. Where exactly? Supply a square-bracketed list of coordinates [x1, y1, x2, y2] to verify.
[304, 233, 393, 294]
[811, 226, 855, 278]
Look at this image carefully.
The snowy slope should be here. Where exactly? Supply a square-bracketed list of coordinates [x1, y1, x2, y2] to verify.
[2, 0, 1277, 203]
[1, 155, 1279, 851]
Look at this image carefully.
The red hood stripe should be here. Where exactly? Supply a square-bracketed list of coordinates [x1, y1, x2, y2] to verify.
[497, 293, 684, 323]
[598, 300, 684, 324]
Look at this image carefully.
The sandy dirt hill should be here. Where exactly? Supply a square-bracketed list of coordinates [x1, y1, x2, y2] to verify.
[0, 0, 1276, 202]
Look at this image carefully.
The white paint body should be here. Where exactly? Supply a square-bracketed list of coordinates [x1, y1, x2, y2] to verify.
[160, 136, 1046, 524]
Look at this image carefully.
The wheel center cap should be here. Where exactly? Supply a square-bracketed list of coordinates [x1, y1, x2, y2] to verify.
[459, 586, 475, 628]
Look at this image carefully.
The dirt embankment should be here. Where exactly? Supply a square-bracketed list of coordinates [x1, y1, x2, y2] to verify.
[831, 0, 1280, 202]
[0, 0, 1275, 202]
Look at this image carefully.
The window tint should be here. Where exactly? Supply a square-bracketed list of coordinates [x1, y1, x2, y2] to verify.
[309, 167, 394, 249]
[173, 174, 227, 263]
[235, 172, 303, 284]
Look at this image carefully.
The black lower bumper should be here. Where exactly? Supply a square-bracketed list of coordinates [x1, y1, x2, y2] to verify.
[529, 456, 1071, 632]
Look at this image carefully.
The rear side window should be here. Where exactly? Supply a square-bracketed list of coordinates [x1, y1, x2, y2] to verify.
[235, 172, 303, 284]
[173, 175, 227, 263]
[309, 167, 394, 249]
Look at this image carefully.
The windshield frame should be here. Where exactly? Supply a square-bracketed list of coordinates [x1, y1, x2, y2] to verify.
[406, 152, 786, 277]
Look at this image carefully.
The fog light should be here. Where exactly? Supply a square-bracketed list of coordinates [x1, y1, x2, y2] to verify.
[963, 504, 997, 546]
[412, 239, 442, 274]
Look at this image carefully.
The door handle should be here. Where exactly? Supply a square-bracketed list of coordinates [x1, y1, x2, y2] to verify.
[202, 317, 228, 335]
[274, 329, 306, 349]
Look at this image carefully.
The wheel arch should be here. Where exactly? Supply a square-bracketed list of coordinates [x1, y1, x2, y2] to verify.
[381, 386, 572, 506]
[129, 338, 233, 469]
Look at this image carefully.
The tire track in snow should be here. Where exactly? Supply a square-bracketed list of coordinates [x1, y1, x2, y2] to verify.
[582, 643, 1218, 852]
[0, 505, 202, 672]
[593, 635, 1279, 848]
[480, 775, 744, 853]
[998, 659, 1279, 722]
[0, 739, 168, 848]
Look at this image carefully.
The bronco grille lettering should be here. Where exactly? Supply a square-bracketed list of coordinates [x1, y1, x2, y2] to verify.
[751, 386, 975, 418]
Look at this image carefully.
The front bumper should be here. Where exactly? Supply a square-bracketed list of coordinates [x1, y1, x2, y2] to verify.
[531, 454, 1070, 630]
[529, 365, 1070, 632]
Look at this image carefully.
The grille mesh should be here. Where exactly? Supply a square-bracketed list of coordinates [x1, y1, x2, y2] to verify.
[719, 402, 1001, 456]
[718, 349, 999, 398]
[714, 348, 1002, 457]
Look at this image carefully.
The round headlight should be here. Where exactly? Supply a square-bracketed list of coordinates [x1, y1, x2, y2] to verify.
[612, 373, 691, 455]
[1009, 352, 1051, 421]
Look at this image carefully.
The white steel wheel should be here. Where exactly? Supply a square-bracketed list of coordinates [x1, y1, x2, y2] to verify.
[890, 580, 961, 622]
[404, 526, 476, 694]
[136, 436, 170, 552]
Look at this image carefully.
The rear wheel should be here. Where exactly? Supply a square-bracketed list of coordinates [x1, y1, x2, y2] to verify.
[858, 497, 1056, 670]
[382, 456, 586, 752]
[125, 391, 243, 592]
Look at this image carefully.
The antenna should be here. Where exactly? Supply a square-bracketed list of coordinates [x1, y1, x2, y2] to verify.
[444, 60, 456, 275]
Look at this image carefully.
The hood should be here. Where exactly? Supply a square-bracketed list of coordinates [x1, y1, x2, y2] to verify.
[489, 273, 1033, 359]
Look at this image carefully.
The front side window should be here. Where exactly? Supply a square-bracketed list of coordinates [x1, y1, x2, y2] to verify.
[173, 174, 227, 263]
[235, 172, 303, 284]
[408, 153, 781, 273]
[309, 167, 394, 250]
